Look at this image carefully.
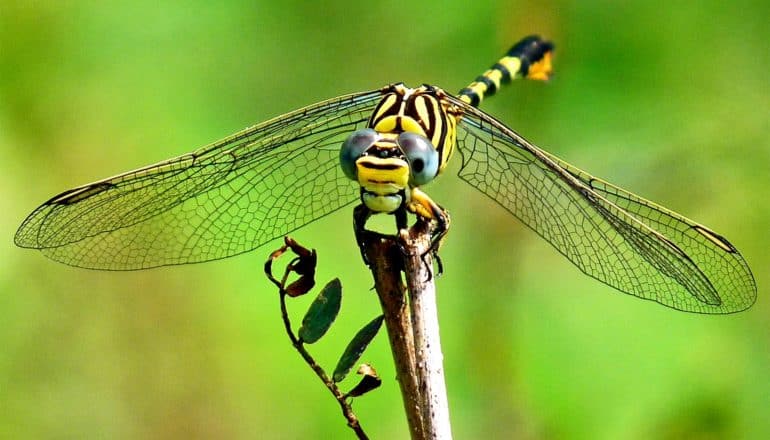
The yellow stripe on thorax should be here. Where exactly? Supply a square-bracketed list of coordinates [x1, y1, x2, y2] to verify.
[439, 102, 457, 172]
[372, 115, 427, 138]
[368, 85, 459, 179]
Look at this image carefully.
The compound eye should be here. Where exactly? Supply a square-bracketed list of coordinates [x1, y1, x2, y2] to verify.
[398, 132, 439, 186]
[340, 129, 378, 180]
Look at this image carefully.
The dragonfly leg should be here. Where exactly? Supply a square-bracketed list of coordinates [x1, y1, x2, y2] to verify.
[425, 208, 449, 277]
[429, 211, 448, 277]
[405, 189, 450, 276]
[353, 204, 374, 266]
[407, 189, 449, 249]
[354, 193, 449, 278]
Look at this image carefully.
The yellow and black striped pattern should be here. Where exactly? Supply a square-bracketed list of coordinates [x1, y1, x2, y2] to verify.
[458, 36, 554, 107]
[367, 84, 458, 175]
[354, 36, 554, 220]
[355, 150, 411, 214]
[354, 36, 555, 220]
[353, 84, 459, 217]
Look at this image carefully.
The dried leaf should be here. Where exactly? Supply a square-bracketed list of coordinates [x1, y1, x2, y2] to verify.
[263, 236, 317, 297]
[346, 363, 382, 397]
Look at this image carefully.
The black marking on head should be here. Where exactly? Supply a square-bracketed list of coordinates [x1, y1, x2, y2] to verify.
[359, 161, 403, 171]
[368, 145, 403, 159]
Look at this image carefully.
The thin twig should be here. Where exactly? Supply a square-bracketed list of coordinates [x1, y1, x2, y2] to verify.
[265, 238, 369, 439]
[279, 291, 369, 439]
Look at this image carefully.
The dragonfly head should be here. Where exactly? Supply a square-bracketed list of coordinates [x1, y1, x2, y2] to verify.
[340, 129, 439, 187]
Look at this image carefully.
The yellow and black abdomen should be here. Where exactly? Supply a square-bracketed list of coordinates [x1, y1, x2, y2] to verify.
[458, 35, 554, 107]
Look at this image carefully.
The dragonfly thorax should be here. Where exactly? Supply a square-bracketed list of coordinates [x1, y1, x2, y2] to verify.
[367, 84, 458, 174]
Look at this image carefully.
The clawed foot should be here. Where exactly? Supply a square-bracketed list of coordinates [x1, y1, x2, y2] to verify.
[353, 203, 448, 278]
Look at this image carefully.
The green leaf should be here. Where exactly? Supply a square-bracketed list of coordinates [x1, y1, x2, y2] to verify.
[298, 278, 342, 344]
[333, 315, 384, 382]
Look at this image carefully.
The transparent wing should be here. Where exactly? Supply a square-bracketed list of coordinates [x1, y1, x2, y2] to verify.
[15, 90, 385, 270]
[449, 96, 757, 313]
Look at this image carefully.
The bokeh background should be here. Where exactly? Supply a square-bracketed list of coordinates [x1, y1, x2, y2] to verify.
[2, 1, 768, 438]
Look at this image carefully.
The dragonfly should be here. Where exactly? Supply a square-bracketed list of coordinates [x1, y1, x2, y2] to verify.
[15, 36, 756, 314]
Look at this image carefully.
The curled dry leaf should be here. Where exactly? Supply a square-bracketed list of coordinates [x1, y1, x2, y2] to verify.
[263, 236, 317, 297]
[346, 363, 382, 398]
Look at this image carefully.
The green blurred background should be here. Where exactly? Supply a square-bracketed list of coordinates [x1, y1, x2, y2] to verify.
[2, 1, 768, 438]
